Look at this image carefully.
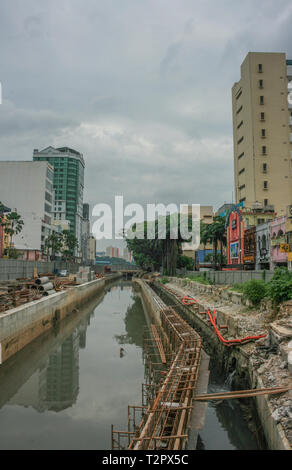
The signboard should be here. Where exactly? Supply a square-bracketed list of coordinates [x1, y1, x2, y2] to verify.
[288, 252, 292, 262]
[271, 237, 285, 246]
[280, 243, 289, 253]
[243, 255, 254, 263]
[230, 242, 239, 259]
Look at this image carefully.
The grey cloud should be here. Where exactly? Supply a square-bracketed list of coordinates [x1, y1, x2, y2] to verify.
[0, 0, 292, 229]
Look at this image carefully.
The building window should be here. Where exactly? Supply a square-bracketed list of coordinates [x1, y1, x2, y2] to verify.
[237, 120, 243, 129]
[258, 64, 263, 73]
[236, 90, 242, 100]
[239, 184, 245, 190]
[236, 105, 243, 114]
[237, 136, 244, 144]
[264, 199, 268, 206]
[238, 152, 244, 159]
[261, 129, 266, 137]
[260, 112, 265, 121]
[259, 79, 263, 88]
[263, 163, 267, 173]
[263, 181, 268, 189]
[44, 203, 51, 213]
[260, 96, 264, 105]
[262, 146, 266, 155]
[239, 197, 246, 202]
[238, 168, 245, 175]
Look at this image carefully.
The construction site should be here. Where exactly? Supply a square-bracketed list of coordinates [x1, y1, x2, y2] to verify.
[0, 270, 291, 450]
[111, 278, 291, 450]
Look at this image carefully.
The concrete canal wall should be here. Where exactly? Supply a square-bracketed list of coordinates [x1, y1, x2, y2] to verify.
[0, 273, 122, 365]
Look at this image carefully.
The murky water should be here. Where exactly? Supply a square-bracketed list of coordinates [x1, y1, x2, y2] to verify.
[0, 282, 146, 449]
[197, 368, 261, 450]
[0, 281, 261, 450]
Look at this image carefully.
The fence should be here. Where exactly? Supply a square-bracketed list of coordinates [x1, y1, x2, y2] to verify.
[0, 259, 80, 281]
[176, 269, 274, 285]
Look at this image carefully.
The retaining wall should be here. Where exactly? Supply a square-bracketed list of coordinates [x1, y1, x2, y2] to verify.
[0, 259, 81, 281]
[176, 269, 274, 285]
[0, 277, 107, 364]
[170, 277, 245, 307]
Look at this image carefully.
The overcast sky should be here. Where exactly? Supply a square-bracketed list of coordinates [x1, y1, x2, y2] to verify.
[1, 0, 292, 249]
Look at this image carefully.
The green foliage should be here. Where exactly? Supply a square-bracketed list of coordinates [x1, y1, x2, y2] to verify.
[177, 255, 194, 271]
[230, 283, 245, 293]
[266, 267, 292, 305]
[160, 277, 169, 284]
[200, 216, 227, 269]
[4, 248, 20, 259]
[185, 275, 211, 285]
[126, 213, 196, 275]
[45, 232, 63, 258]
[242, 279, 267, 306]
[0, 203, 24, 257]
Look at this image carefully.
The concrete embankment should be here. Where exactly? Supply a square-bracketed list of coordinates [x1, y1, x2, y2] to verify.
[0, 273, 121, 365]
[154, 279, 291, 451]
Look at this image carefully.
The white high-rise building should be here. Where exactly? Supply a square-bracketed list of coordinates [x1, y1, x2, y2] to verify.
[0, 161, 55, 255]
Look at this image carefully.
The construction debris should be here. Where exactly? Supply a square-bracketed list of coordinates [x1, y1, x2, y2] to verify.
[0, 270, 100, 313]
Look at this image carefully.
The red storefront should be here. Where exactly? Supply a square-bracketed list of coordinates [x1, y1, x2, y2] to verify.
[225, 206, 245, 270]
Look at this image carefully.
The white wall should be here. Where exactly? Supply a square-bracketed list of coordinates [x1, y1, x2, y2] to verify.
[0, 162, 53, 250]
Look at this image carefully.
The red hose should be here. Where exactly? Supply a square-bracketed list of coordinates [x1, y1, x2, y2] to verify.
[182, 296, 197, 305]
[179, 292, 266, 346]
[206, 309, 266, 347]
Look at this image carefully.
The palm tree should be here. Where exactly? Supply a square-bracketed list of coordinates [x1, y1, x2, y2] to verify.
[208, 216, 227, 270]
[0, 207, 24, 258]
[45, 232, 63, 260]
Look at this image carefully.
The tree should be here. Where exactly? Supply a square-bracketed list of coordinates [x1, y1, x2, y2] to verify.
[45, 232, 63, 260]
[203, 216, 227, 270]
[125, 214, 195, 276]
[61, 230, 79, 261]
[0, 203, 24, 258]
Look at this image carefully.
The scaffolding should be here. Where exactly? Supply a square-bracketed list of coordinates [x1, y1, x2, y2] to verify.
[111, 281, 203, 450]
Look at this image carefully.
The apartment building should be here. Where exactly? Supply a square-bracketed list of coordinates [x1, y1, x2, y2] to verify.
[232, 52, 292, 216]
[0, 161, 54, 256]
[33, 146, 85, 257]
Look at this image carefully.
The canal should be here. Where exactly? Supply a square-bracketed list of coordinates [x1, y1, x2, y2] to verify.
[0, 281, 260, 450]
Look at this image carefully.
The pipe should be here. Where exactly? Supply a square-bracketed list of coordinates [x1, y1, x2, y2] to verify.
[38, 282, 54, 292]
[42, 289, 57, 296]
[35, 277, 49, 285]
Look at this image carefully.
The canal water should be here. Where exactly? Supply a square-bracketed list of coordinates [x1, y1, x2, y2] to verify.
[0, 281, 260, 450]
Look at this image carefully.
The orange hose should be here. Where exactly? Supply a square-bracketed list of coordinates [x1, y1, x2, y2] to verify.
[182, 296, 197, 305]
[206, 309, 266, 347]
[179, 293, 266, 346]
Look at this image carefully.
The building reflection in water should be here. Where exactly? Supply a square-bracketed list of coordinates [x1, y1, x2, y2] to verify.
[8, 318, 90, 413]
[39, 332, 80, 412]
